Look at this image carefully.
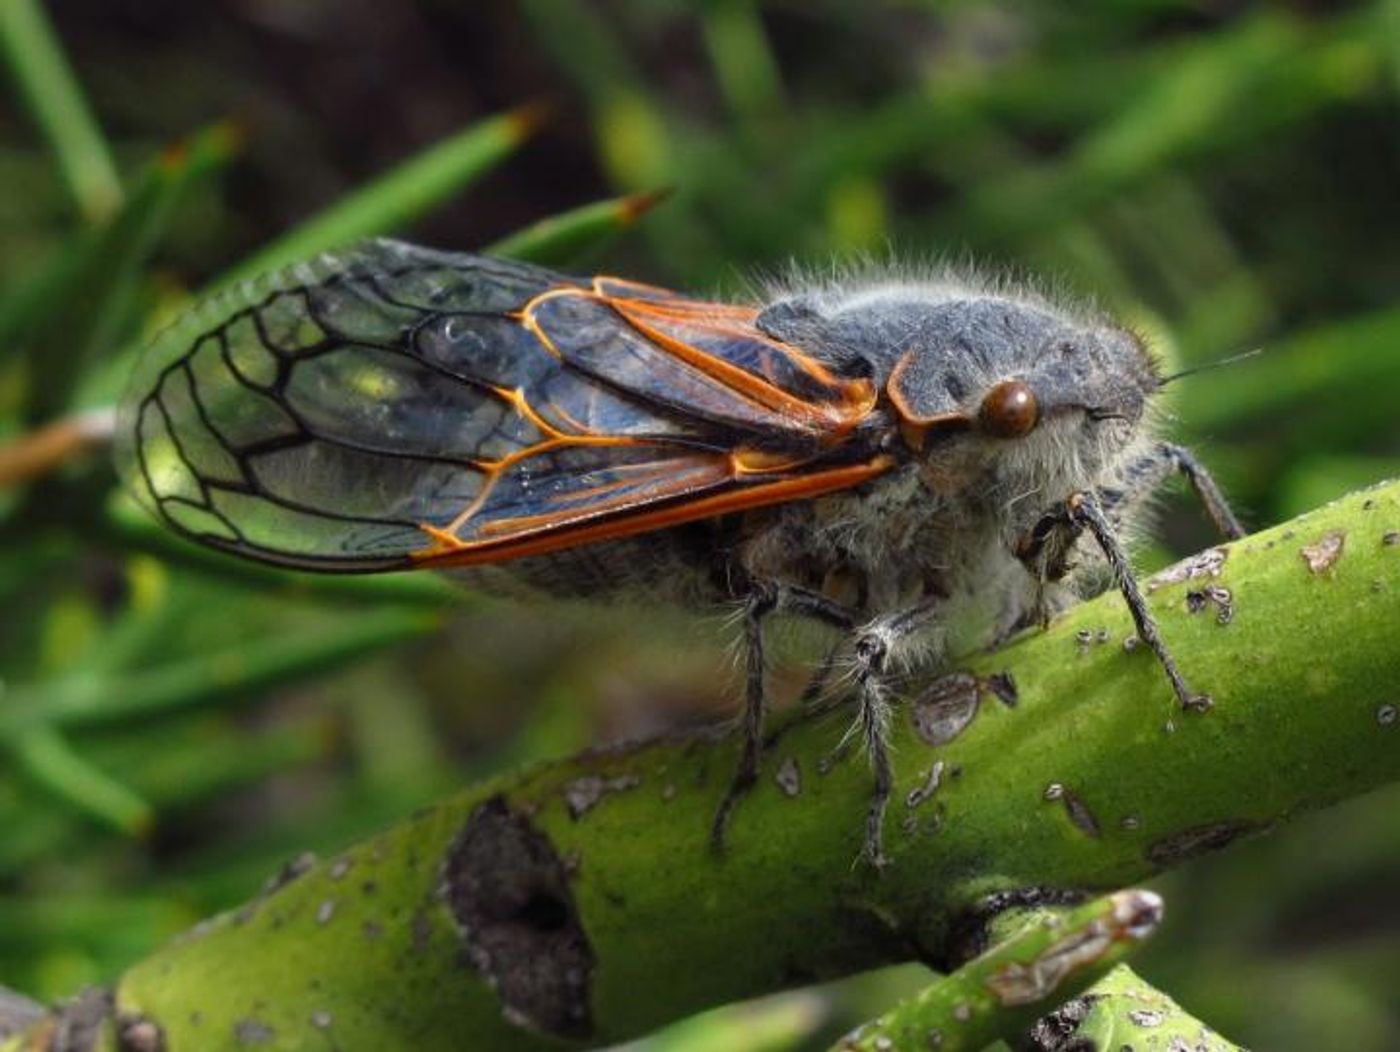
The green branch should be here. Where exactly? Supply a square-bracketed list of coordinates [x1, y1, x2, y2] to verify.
[1020, 964, 1244, 1051]
[4, 479, 1398, 1050]
[831, 890, 1165, 1050]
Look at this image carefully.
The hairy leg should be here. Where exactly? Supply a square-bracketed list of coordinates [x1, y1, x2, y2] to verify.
[1103, 441, 1244, 539]
[846, 600, 942, 869]
[710, 582, 854, 853]
[1018, 441, 1243, 591]
[1068, 491, 1210, 711]
[1014, 441, 1244, 708]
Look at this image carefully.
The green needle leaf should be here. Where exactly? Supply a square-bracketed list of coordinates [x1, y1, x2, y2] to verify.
[0, 0, 122, 223]
[218, 105, 546, 288]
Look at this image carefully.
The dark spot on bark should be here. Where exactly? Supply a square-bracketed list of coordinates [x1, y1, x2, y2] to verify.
[411, 908, 433, 953]
[910, 673, 980, 746]
[262, 852, 317, 896]
[562, 774, 640, 819]
[1300, 529, 1346, 574]
[1183, 584, 1233, 623]
[117, 1013, 166, 1052]
[52, 987, 112, 1051]
[1147, 819, 1266, 868]
[442, 795, 595, 1039]
[234, 1017, 275, 1045]
[1016, 994, 1101, 1052]
[986, 671, 1019, 707]
[1128, 1008, 1165, 1028]
[942, 888, 1087, 970]
[0, 985, 46, 1039]
[1060, 789, 1101, 838]
[905, 760, 945, 809]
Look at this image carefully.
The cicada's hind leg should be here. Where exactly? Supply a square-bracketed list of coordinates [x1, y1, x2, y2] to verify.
[710, 582, 855, 854]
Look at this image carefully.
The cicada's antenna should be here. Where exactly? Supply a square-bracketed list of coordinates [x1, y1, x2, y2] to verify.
[1158, 347, 1263, 386]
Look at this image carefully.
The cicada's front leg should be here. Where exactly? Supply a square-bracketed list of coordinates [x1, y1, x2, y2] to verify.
[1104, 442, 1243, 540]
[1013, 442, 1244, 712]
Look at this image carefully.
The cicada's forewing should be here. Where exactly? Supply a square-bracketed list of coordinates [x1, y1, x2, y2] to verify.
[116, 239, 887, 573]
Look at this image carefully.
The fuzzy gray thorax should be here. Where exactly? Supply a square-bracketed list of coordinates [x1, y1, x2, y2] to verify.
[742, 278, 1162, 657]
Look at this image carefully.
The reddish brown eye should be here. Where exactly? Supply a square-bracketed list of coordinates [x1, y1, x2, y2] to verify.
[978, 379, 1039, 438]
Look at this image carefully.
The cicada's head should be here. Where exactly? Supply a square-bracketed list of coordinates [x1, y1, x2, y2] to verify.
[757, 280, 1161, 511]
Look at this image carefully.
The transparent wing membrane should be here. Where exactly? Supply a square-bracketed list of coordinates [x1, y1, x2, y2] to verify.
[116, 239, 883, 571]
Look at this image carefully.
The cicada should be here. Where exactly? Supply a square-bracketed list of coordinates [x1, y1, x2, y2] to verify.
[116, 239, 1242, 867]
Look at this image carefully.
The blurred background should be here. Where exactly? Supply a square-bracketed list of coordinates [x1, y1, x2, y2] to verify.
[0, 1, 1398, 1048]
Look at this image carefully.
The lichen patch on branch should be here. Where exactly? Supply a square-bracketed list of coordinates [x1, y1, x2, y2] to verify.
[1147, 546, 1229, 590]
[1300, 529, 1347, 575]
[1184, 585, 1234, 624]
[775, 756, 802, 797]
[561, 773, 641, 819]
[116, 1013, 165, 1052]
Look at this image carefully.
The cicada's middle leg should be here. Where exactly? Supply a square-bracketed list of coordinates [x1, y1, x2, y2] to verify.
[842, 600, 943, 870]
[710, 582, 855, 854]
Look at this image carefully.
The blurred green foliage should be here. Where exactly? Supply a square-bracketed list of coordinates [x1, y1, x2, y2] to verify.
[0, 2, 1397, 1049]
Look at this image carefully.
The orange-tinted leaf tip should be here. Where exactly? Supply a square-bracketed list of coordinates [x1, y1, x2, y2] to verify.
[158, 141, 189, 172]
[507, 99, 555, 140]
[158, 120, 247, 173]
[619, 187, 674, 223]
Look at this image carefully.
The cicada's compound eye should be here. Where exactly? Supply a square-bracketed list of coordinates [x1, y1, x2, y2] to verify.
[978, 379, 1040, 439]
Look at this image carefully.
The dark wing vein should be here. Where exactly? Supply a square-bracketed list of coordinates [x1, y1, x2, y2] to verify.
[116, 238, 883, 572]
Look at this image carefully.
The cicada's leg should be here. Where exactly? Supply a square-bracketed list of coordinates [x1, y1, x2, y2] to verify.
[846, 600, 942, 870]
[1017, 441, 1244, 712]
[1016, 441, 1244, 590]
[1067, 491, 1210, 712]
[1018, 490, 1210, 713]
[710, 582, 854, 854]
[1103, 441, 1244, 540]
